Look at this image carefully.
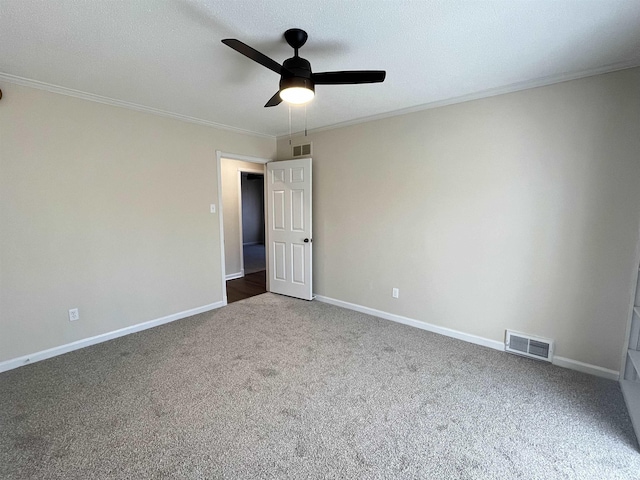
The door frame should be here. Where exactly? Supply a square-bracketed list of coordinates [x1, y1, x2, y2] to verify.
[236, 167, 265, 278]
[216, 151, 270, 305]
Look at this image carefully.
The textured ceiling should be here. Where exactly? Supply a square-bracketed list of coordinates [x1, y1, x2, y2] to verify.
[1, 0, 639, 137]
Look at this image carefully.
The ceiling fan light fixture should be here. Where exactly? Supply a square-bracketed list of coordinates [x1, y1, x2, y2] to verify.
[280, 86, 315, 104]
[279, 76, 315, 104]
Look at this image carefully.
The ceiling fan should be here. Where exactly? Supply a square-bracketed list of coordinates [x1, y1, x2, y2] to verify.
[222, 28, 386, 107]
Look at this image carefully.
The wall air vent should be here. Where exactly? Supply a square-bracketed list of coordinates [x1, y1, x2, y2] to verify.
[505, 330, 554, 362]
[292, 143, 312, 157]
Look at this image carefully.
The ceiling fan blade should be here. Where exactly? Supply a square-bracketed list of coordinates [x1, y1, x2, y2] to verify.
[221, 38, 287, 75]
[312, 70, 386, 84]
[264, 91, 282, 107]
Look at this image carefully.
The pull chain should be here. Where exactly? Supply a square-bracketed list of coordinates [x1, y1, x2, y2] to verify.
[288, 104, 292, 145]
[304, 104, 308, 137]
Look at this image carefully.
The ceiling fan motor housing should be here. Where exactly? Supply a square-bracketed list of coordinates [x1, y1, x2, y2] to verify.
[280, 75, 315, 94]
[281, 56, 314, 92]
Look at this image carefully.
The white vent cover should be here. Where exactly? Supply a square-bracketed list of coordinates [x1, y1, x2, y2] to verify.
[293, 143, 312, 157]
[505, 330, 554, 362]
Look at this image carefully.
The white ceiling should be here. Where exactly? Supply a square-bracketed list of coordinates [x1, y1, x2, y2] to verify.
[1, 0, 639, 137]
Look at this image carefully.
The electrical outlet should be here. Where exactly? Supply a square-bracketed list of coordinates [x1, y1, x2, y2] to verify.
[392, 288, 399, 298]
[68, 308, 79, 321]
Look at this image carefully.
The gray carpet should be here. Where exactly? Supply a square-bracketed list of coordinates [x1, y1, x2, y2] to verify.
[1, 293, 638, 479]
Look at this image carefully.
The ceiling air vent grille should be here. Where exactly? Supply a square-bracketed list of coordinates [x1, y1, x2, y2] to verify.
[505, 330, 553, 362]
[293, 143, 312, 157]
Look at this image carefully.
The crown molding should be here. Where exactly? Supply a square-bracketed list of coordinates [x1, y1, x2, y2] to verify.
[277, 60, 640, 140]
[3, 59, 637, 143]
[0, 72, 275, 140]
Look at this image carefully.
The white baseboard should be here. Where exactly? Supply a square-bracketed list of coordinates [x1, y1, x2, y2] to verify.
[552, 356, 619, 381]
[314, 294, 619, 381]
[0, 300, 226, 374]
[314, 295, 503, 351]
[225, 270, 244, 281]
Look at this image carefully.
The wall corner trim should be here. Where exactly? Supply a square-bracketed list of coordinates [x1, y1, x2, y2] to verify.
[313, 294, 619, 381]
[0, 301, 225, 374]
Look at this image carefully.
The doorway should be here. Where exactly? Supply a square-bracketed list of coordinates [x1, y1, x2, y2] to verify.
[227, 171, 267, 303]
[218, 153, 269, 304]
[216, 153, 313, 304]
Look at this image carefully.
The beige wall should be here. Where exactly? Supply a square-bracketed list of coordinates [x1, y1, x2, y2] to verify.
[221, 159, 266, 276]
[3, 69, 639, 372]
[0, 82, 275, 363]
[277, 68, 640, 372]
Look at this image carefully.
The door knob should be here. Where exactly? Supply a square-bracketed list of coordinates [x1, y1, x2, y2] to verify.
[304, 238, 312, 243]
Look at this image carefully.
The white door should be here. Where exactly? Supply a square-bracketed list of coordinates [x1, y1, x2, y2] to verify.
[266, 158, 312, 300]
